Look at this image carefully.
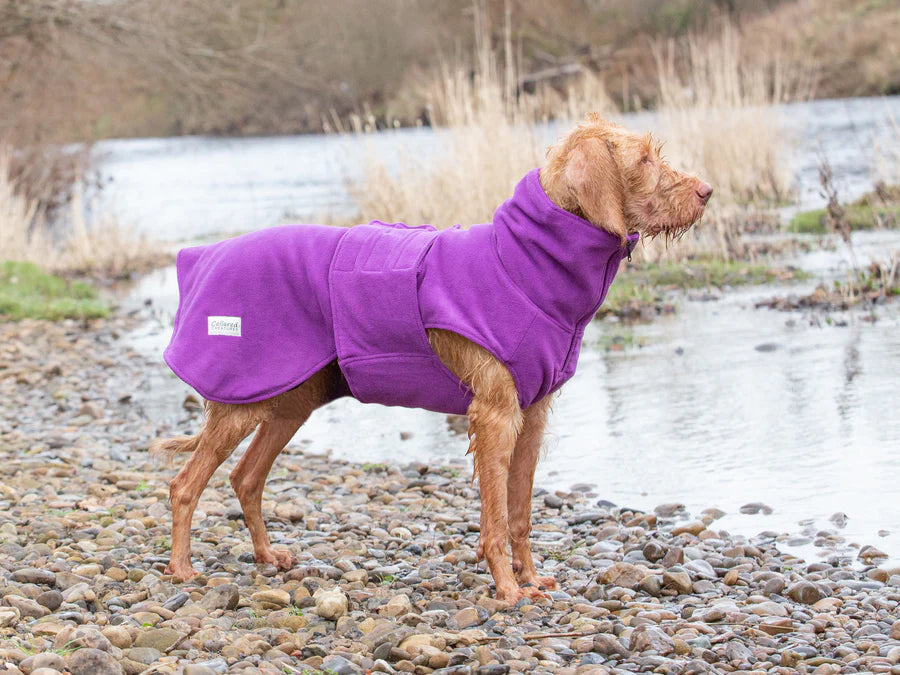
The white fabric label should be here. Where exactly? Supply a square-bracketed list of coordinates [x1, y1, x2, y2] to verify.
[208, 316, 242, 336]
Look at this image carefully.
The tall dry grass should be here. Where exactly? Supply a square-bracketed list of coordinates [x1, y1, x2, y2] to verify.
[639, 19, 817, 261]
[652, 21, 816, 206]
[875, 110, 900, 188]
[0, 151, 43, 257]
[347, 12, 810, 264]
[349, 3, 614, 230]
[0, 149, 167, 278]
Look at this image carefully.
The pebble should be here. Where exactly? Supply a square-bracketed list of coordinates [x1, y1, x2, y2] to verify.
[315, 587, 349, 619]
[663, 570, 693, 595]
[12, 568, 57, 586]
[630, 625, 675, 655]
[133, 627, 181, 651]
[250, 588, 290, 607]
[66, 648, 123, 675]
[380, 593, 413, 617]
[787, 580, 821, 604]
[544, 494, 564, 509]
[18, 654, 66, 674]
[199, 584, 239, 610]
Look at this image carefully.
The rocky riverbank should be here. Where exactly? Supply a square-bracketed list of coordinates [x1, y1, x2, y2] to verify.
[2, 316, 900, 675]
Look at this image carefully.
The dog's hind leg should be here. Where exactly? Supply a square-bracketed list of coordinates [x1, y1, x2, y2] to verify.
[507, 395, 558, 592]
[164, 403, 263, 580]
[229, 365, 343, 570]
[229, 418, 302, 569]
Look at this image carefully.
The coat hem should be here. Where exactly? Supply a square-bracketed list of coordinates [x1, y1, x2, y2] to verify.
[163, 349, 338, 405]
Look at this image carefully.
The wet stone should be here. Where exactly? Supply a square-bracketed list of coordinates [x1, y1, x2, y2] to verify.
[787, 580, 821, 604]
[643, 541, 668, 562]
[544, 495, 564, 509]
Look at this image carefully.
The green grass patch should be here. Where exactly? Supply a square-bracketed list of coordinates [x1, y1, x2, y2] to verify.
[788, 184, 900, 233]
[599, 259, 807, 320]
[592, 330, 648, 352]
[788, 204, 900, 233]
[629, 259, 789, 288]
[0, 261, 109, 321]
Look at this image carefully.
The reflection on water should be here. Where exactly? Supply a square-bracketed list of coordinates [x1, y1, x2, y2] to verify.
[549, 284, 900, 565]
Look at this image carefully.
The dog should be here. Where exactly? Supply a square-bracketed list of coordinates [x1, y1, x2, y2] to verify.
[151, 114, 711, 604]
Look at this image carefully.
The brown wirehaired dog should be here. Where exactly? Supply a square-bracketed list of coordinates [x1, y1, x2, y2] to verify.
[152, 115, 711, 604]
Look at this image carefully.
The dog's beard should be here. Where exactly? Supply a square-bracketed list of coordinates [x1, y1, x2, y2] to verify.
[641, 216, 699, 244]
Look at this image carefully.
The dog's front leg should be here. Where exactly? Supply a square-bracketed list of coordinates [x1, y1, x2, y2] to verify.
[467, 392, 525, 605]
[507, 396, 558, 594]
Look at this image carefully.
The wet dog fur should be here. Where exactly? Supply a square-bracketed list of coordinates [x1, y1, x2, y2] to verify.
[151, 115, 712, 605]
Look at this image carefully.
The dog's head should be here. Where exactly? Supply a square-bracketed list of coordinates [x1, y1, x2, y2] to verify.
[541, 113, 712, 242]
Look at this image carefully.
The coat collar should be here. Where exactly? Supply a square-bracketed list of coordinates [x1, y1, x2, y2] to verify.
[492, 169, 638, 327]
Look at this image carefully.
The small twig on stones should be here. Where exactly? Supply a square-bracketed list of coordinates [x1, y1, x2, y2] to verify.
[474, 630, 598, 642]
[468, 619, 788, 644]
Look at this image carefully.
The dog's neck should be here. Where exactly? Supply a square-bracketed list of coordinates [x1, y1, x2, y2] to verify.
[492, 169, 636, 327]
[540, 160, 632, 238]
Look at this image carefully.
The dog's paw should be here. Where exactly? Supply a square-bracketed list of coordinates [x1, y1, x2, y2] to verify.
[165, 562, 199, 581]
[518, 584, 552, 603]
[255, 547, 295, 570]
[532, 574, 559, 591]
[515, 572, 559, 591]
[496, 583, 551, 606]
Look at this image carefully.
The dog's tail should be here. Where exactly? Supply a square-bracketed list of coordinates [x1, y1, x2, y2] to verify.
[149, 435, 200, 465]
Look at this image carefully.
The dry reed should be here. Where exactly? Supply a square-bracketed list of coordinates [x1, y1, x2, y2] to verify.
[874, 110, 900, 188]
[0, 148, 167, 277]
[639, 19, 817, 262]
[348, 2, 614, 230]
[652, 21, 815, 207]
[347, 13, 808, 265]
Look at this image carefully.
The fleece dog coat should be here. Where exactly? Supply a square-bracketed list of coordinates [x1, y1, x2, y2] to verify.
[164, 169, 638, 415]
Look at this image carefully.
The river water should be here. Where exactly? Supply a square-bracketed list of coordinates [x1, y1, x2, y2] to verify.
[102, 96, 900, 567]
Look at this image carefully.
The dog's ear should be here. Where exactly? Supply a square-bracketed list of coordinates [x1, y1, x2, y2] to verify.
[565, 136, 627, 241]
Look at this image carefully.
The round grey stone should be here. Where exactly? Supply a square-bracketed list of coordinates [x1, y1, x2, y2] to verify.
[66, 648, 123, 675]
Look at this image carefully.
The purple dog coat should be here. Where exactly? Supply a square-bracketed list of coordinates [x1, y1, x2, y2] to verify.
[164, 169, 638, 415]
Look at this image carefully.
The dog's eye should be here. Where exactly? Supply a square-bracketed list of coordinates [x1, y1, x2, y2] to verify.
[641, 155, 652, 165]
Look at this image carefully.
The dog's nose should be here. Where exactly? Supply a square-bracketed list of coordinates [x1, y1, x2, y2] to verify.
[696, 182, 713, 204]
